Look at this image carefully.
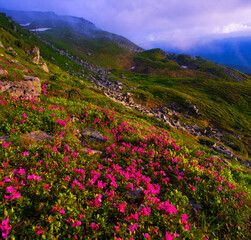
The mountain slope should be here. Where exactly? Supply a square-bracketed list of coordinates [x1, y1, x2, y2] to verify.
[0, 11, 251, 240]
[163, 36, 251, 74]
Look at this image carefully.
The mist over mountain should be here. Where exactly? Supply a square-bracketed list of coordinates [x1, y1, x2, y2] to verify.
[161, 36, 251, 74]
[0, 8, 143, 53]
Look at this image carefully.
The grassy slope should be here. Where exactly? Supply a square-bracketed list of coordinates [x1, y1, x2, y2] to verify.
[110, 49, 251, 139]
[40, 27, 133, 69]
[0, 15, 251, 239]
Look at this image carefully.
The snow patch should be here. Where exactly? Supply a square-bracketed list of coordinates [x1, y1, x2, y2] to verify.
[20, 23, 31, 27]
[30, 28, 51, 32]
[181, 66, 188, 69]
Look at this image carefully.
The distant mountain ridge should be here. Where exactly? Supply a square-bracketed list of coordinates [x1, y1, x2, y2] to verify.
[0, 8, 143, 53]
[163, 36, 251, 74]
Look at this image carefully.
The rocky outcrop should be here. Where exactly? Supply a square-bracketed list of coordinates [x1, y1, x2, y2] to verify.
[7, 47, 17, 55]
[209, 143, 234, 158]
[0, 75, 41, 99]
[27, 46, 49, 72]
[0, 69, 8, 75]
[80, 129, 106, 143]
[0, 41, 5, 48]
[39, 62, 49, 73]
[30, 46, 40, 64]
[22, 131, 53, 142]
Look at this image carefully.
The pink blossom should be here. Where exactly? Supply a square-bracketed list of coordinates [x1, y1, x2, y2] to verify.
[27, 174, 41, 181]
[96, 194, 103, 203]
[36, 226, 44, 235]
[90, 222, 99, 230]
[118, 203, 127, 213]
[23, 113, 27, 118]
[71, 220, 82, 227]
[6, 186, 16, 193]
[59, 208, 65, 214]
[144, 233, 150, 239]
[0, 217, 11, 239]
[129, 223, 139, 233]
[43, 184, 51, 190]
[163, 232, 173, 240]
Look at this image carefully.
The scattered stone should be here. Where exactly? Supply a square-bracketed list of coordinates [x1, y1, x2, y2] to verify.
[9, 59, 19, 64]
[0, 136, 9, 142]
[0, 41, 5, 48]
[235, 157, 245, 164]
[22, 131, 53, 142]
[210, 144, 234, 158]
[127, 187, 144, 203]
[189, 199, 202, 217]
[80, 149, 102, 155]
[30, 46, 40, 64]
[81, 129, 106, 142]
[70, 116, 80, 122]
[0, 75, 41, 99]
[0, 69, 8, 75]
[7, 47, 17, 55]
[39, 62, 49, 73]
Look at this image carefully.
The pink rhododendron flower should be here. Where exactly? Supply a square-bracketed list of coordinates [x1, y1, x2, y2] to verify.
[6, 186, 16, 193]
[72, 220, 82, 227]
[11, 191, 21, 200]
[90, 222, 99, 230]
[27, 174, 41, 181]
[59, 208, 65, 214]
[163, 232, 173, 240]
[144, 233, 149, 239]
[0, 217, 11, 239]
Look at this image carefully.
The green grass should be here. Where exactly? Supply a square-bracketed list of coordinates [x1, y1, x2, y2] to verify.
[0, 14, 250, 239]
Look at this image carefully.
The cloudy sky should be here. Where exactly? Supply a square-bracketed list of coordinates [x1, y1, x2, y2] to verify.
[1, 0, 251, 50]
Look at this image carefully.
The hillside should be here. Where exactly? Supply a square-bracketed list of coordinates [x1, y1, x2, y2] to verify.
[163, 36, 251, 74]
[0, 12, 251, 240]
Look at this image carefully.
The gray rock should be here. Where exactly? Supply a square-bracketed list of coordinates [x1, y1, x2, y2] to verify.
[81, 129, 106, 142]
[127, 187, 144, 199]
[22, 131, 53, 142]
[189, 200, 202, 210]
[80, 149, 102, 155]
[0, 136, 9, 142]
[0, 41, 5, 48]
[70, 116, 80, 122]
[0, 69, 8, 75]
[0, 75, 41, 99]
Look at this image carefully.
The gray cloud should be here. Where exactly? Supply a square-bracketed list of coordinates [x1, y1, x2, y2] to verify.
[1, 0, 251, 50]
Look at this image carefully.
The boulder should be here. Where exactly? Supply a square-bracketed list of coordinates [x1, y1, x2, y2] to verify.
[127, 187, 144, 203]
[22, 131, 53, 142]
[0, 69, 8, 75]
[0, 136, 9, 142]
[0, 75, 41, 99]
[39, 62, 49, 73]
[7, 47, 17, 55]
[80, 149, 102, 155]
[0, 41, 5, 48]
[30, 46, 40, 64]
[81, 129, 106, 142]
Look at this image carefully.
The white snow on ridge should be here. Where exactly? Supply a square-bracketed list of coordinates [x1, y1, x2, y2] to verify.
[181, 65, 188, 69]
[30, 28, 52, 32]
[20, 23, 31, 27]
